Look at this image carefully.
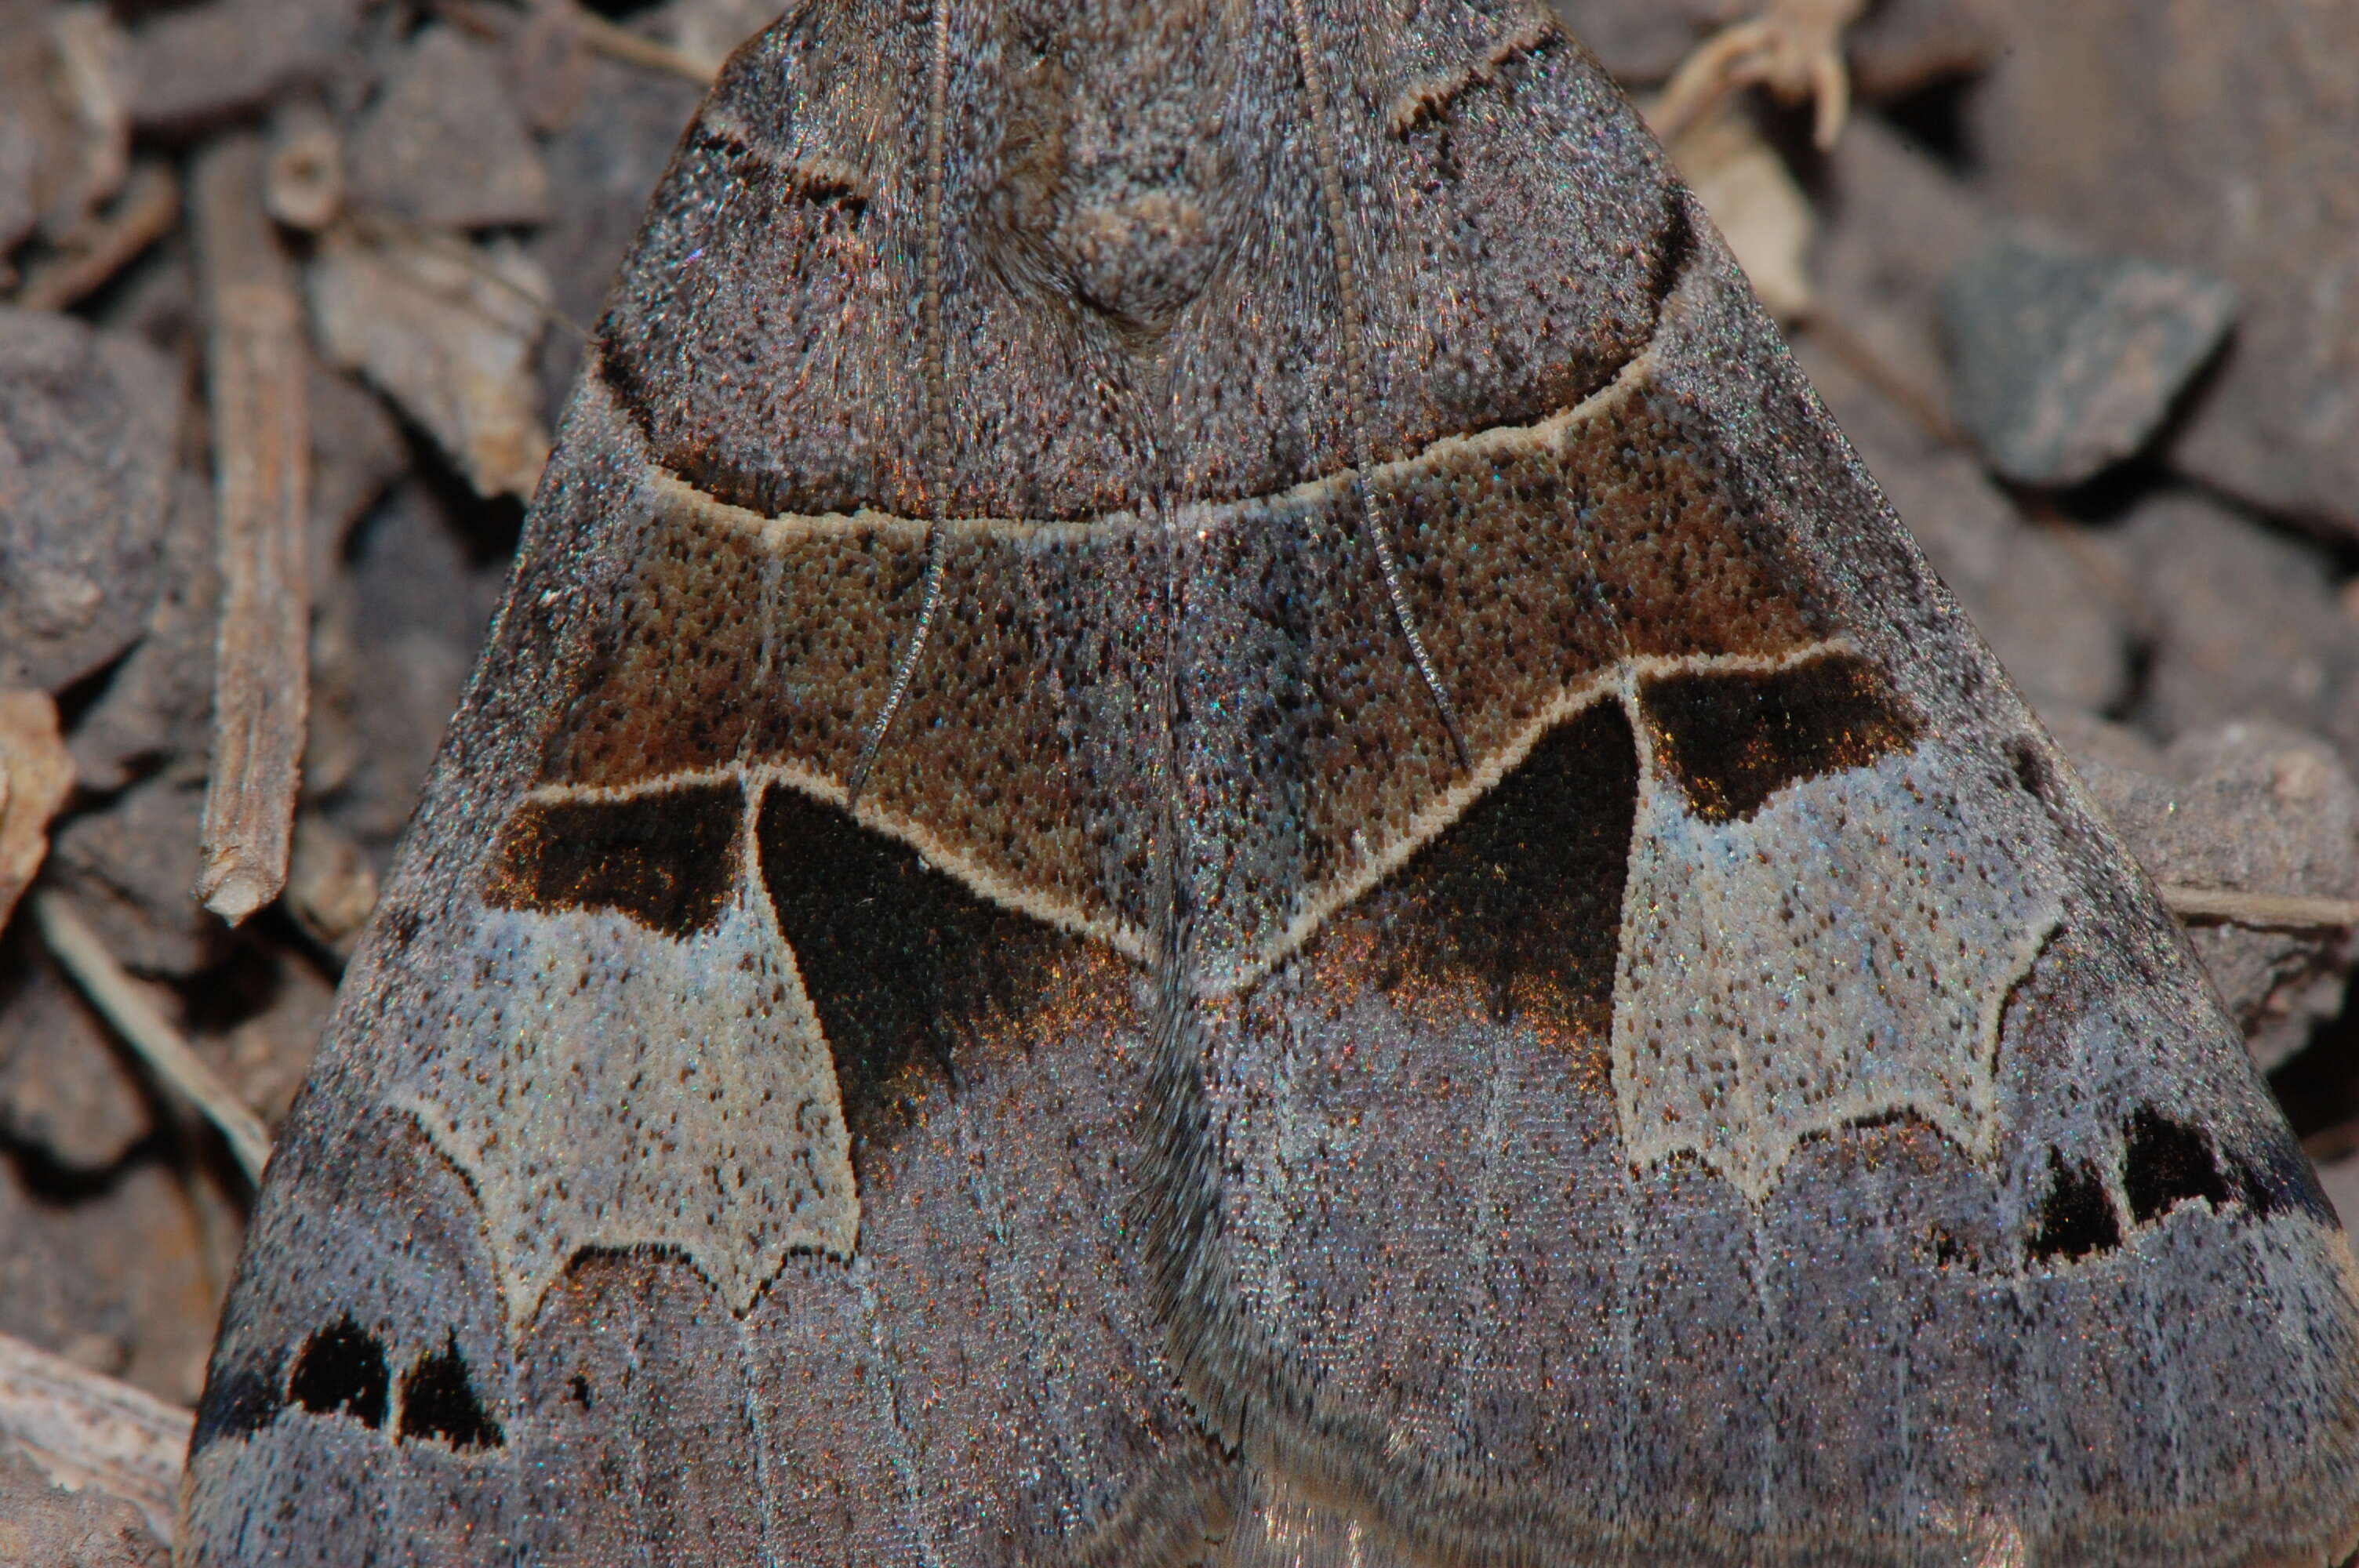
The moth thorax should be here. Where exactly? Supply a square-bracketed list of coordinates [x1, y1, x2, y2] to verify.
[981, 3, 1235, 332]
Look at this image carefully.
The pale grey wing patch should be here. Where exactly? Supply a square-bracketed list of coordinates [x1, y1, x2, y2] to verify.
[1612, 728, 2065, 1200]
[394, 774, 857, 1328]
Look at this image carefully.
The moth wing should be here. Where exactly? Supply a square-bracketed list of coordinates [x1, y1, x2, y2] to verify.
[1150, 3, 2359, 1563]
[179, 0, 2359, 1563]
[180, 7, 1219, 1563]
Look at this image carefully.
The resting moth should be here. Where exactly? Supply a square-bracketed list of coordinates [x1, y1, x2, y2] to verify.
[181, 0, 2359, 1563]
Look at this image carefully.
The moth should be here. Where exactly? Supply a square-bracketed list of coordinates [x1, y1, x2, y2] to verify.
[180, 0, 2359, 1562]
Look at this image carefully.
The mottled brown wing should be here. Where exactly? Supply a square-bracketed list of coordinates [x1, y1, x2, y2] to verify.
[180, 0, 2359, 1563]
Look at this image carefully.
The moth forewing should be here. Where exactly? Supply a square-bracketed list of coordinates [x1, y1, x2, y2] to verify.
[180, 0, 2359, 1563]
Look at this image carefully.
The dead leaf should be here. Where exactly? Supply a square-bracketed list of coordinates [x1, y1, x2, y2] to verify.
[307, 228, 551, 500]
[1658, 103, 1816, 321]
[1648, 0, 1866, 150]
[0, 691, 72, 931]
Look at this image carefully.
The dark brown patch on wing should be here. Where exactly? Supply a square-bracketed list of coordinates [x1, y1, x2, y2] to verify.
[543, 499, 931, 789]
[287, 1317, 389, 1428]
[545, 506, 1153, 946]
[396, 1333, 505, 1450]
[543, 372, 1858, 972]
[1173, 481, 1463, 966]
[2027, 1151, 2122, 1265]
[755, 784, 1085, 1154]
[1382, 382, 1831, 769]
[484, 780, 742, 937]
[1639, 651, 1921, 823]
[1574, 387, 1835, 663]
[2122, 1108, 2233, 1225]
[847, 528, 1148, 939]
[539, 495, 765, 782]
[1327, 700, 1638, 1039]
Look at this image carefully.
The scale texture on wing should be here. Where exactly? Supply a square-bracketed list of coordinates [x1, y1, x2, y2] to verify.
[181, 0, 2359, 1563]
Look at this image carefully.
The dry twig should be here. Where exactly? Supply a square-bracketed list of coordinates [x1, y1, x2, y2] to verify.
[33, 890, 273, 1185]
[576, 8, 720, 83]
[2163, 885, 2359, 934]
[192, 136, 311, 926]
[9, 162, 179, 312]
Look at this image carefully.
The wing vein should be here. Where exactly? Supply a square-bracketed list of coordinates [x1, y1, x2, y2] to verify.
[1279, 0, 1470, 769]
[849, 0, 957, 808]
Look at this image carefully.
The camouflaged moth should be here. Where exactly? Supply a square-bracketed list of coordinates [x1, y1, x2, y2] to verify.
[180, 1, 2359, 1563]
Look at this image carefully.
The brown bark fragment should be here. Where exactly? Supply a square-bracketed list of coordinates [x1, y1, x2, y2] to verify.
[0, 1151, 224, 1410]
[1940, 231, 2237, 488]
[2052, 713, 2359, 1073]
[121, 0, 365, 134]
[0, 1439, 165, 1567]
[1961, 0, 2359, 536]
[283, 813, 377, 953]
[0, 931, 154, 1172]
[0, 309, 182, 695]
